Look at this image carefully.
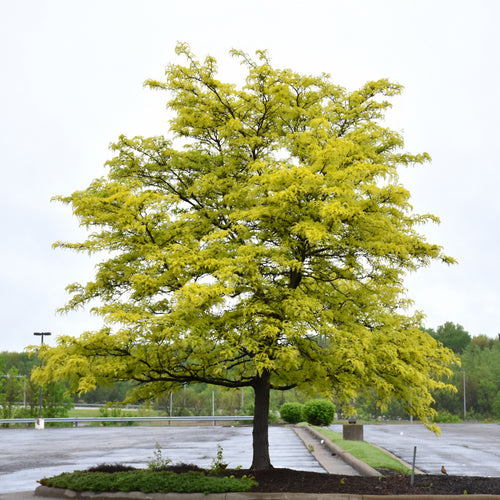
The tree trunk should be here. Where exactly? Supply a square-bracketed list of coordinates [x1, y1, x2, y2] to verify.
[250, 371, 273, 469]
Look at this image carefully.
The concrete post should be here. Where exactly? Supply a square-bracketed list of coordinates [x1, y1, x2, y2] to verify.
[343, 423, 363, 440]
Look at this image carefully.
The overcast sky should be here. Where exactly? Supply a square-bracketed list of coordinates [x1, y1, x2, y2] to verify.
[1, 0, 498, 352]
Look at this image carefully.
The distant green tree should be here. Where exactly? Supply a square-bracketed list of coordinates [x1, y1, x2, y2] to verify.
[0, 367, 25, 418]
[0, 351, 38, 376]
[431, 366, 464, 418]
[354, 388, 408, 420]
[42, 382, 74, 418]
[469, 334, 495, 350]
[77, 381, 137, 404]
[0, 351, 73, 420]
[461, 340, 500, 417]
[428, 322, 471, 354]
[492, 391, 500, 419]
[0, 355, 5, 400]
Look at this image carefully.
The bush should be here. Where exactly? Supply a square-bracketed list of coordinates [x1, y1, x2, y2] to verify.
[40, 470, 257, 494]
[268, 410, 281, 424]
[303, 399, 335, 426]
[431, 411, 462, 423]
[279, 403, 304, 424]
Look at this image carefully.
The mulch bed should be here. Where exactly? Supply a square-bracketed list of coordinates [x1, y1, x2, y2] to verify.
[225, 467, 500, 495]
[90, 464, 500, 495]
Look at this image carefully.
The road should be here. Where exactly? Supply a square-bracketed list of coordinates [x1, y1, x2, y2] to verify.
[339, 423, 500, 477]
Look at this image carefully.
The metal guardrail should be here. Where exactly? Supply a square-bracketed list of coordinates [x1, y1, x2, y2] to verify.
[0, 415, 253, 425]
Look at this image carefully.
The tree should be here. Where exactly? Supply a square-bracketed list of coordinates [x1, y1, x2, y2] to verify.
[461, 339, 500, 417]
[0, 367, 24, 419]
[1, 351, 39, 375]
[33, 44, 456, 469]
[469, 334, 495, 350]
[0, 352, 74, 421]
[427, 322, 471, 354]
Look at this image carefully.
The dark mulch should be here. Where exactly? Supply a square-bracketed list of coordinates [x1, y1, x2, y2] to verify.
[89, 464, 500, 495]
[229, 468, 500, 495]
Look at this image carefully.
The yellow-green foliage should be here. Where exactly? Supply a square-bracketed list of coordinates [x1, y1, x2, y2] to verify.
[33, 44, 456, 440]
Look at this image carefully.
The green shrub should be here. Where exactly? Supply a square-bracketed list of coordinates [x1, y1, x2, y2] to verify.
[303, 399, 335, 426]
[40, 470, 257, 494]
[279, 403, 304, 424]
[431, 411, 462, 423]
[268, 410, 280, 424]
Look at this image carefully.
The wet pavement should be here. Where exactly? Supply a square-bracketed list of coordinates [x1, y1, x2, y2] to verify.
[0, 425, 325, 494]
[2, 423, 500, 495]
[332, 423, 500, 477]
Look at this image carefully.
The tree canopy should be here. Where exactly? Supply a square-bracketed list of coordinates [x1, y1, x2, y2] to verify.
[33, 44, 456, 469]
[426, 322, 471, 354]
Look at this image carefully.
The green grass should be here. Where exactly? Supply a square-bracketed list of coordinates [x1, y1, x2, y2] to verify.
[40, 470, 257, 494]
[312, 426, 411, 474]
[67, 407, 162, 418]
[67, 408, 101, 418]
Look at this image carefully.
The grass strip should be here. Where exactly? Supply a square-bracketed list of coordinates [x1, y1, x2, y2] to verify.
[312, 426, 411, 474]
[40, 470, 257, 494]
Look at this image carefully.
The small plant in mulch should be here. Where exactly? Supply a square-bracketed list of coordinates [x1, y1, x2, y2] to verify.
[209, 443, 228, 473]
[147, 442, 172, 471]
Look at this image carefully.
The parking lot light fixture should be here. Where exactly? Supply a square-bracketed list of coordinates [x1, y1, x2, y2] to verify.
[33, 332, 51, 420]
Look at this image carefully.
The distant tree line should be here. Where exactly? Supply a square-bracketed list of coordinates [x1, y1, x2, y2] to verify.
[2, 322, 500, 422]
[0, 352, 73, 421]
[353, 323, 500, 422]
[428, 323, 500, 421]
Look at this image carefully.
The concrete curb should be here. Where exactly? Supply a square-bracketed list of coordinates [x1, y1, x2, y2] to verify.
[367, 442, 424, 475]
[29, 485, 500, 500]
[300, 425, 424, 476]
[301, 426, 380, 478]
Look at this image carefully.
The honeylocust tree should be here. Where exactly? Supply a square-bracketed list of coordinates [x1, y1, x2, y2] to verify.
[33, 44, 456, 469]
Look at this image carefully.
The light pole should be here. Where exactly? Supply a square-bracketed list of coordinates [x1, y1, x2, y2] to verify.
[462, 366, 466, 421]
[33, 332, 51, 422]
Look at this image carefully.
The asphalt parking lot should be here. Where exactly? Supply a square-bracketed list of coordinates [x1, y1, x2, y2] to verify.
[0, 425, 323, 494]
[1, 423, 499, 494]
[344, 423, 500, 477]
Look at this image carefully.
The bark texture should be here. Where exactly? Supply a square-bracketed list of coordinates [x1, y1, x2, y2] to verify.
[250, 372, 272, 469]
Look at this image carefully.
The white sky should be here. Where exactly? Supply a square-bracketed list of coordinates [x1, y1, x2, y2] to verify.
[1, 0, 499, 352]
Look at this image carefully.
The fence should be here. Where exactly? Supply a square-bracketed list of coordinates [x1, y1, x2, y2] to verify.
[0, 415, 253, 426]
